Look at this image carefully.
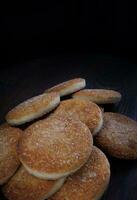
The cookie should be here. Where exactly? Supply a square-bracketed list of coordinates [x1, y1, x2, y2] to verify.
[53, 99, 103, 135]
[6, 92, 60, 126]
[50, 146, 110, 200]
[0, 125, 22, 185]
[2, 166, 65, 200]
[45, 78, 86, 97]
[95, 112, 137, 159]
[73, 89, 121, 104]
[18, 115, 93, 180]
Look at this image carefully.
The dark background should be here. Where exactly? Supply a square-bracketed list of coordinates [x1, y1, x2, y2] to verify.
[0, 0, 137, 64]
[1, 1, 137, 200]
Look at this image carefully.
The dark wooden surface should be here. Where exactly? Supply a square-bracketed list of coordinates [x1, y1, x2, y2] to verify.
[0, 54, 137, 200]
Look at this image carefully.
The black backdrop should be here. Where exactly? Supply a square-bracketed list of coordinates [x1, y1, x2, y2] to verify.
[0, 0, 137, 64]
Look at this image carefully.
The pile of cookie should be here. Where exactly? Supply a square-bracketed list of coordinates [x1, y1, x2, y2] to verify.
[0, 78, 137, 200]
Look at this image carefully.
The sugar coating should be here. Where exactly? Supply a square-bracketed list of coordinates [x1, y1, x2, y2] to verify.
[95, 112, 137, 159]
[0, 125, 22, 185]
[50, 146, 110, 200]
[18, 115, 93, 177]
[73, 89, 122, 104]
[45, 78, 86, 97]
[6, 92, 60, 125]
[53, 98, 103, 135]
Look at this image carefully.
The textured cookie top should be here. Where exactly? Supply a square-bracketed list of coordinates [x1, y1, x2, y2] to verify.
[18, 115, 93, 177]
[3, 166, 65, 200]
[53, 98, 103, 135]
[95, 112, 137, 159]
[50, 146, 110, 200]
[0, 125, 23, 185]
[45, 78, 86, 97]
[73, 89, 121, 104]
[6, 92, 60, 125]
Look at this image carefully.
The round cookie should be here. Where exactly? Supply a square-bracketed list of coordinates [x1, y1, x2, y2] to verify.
[95, 112, 137, 159]
[73, 89, 121, 104]
[53, 99, 103, 135]
[0, 125, 23, 185]
[18, 115, 93, 180]
[2, 166, 65, 200]
[49, 146, 110, 200]
[45, 78, 86, 97]
[6, 92, 60, 126]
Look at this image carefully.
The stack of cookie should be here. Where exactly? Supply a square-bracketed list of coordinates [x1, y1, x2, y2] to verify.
[0, 78, 136, 200]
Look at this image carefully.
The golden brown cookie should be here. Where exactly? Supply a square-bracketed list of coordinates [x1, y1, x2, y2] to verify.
[6, 92, 60, 126]
[2, 166, 65, 200]
[0, 125, 22, 185]
[95, 112, 137, 159]
[53, 99, 103, 135]
[18, 115, 93, 180]
[73, 89, 121, 104]
[0, 123, 10, 129]
[45, 78, 86, 97]
[50, 146, 110, 200]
